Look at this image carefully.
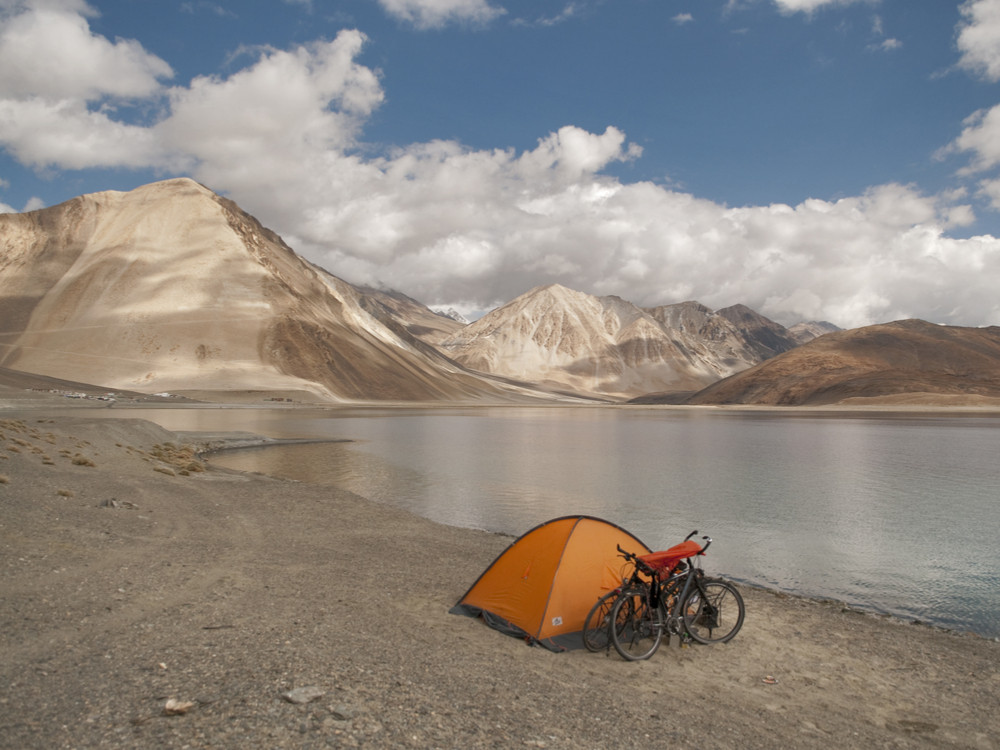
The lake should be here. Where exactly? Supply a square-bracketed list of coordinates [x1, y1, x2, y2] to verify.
[76, 405, 1000, 638]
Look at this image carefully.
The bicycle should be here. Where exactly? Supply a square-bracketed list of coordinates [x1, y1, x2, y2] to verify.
[582, 531, 696, 653]
[582, 539, 685, 652]
[585, 531, 745, 660]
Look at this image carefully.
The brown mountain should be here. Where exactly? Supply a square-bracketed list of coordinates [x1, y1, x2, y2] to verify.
[355, 285, 465, 345]
[0, 179, 554, 403]
[683, 319, 1000, 406]
[437, 285, 796, 400]
[715, 304, 801, 358]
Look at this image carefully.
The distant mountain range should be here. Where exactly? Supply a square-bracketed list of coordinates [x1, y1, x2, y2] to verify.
[3, 178, 996, 406]
[436, 285, 797, 399]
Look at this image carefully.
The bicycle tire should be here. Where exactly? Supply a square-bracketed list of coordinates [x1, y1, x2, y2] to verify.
[610, 587, 663, 661]
[582, 590, 619, 652]
[681, 578, 745, 644]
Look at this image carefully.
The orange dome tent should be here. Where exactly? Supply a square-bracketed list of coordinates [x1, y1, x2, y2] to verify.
[450, 515, 651, 651]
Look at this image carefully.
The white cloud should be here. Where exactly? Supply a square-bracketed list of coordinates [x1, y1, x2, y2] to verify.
[874, 38, 901, 51]
[530, 3, 583, 27]
[945, 2, 1000, 214]
[948, 104, 1000, 175]
[22, 195, 44, 211]
[0, 0, 174, 168]
[957, 0, 1000, 82]
[376, 0, 505, 29]
[1, 0, 999, 330]
[672, 13, 694, 25]
[0, 1, 172, 100]
[159, 33, 382, 166]
[0, 97, 172, 168]
[771, 0, 870, 14]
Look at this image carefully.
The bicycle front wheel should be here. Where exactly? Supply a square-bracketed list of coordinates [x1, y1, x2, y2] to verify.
[610, 588, 663, 661]
[681, 578, 745, 644]
[582, 590, 619, 652]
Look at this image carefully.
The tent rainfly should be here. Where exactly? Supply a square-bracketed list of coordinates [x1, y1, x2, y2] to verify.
[450, 515, 651, 651]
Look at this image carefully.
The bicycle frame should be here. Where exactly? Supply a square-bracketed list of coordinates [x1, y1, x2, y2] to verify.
[657, 564, 710, 643]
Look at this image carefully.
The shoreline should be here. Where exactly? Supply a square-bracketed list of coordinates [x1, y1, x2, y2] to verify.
[2, 408, 999, 748]
[5, 396, 999, 640]
[200, 435, 992, 643]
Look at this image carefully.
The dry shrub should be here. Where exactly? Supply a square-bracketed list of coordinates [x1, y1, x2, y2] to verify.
[153, 466, 175, 476]
[149, 443, 203, 474]
[71, 454, 96, 467]
[0, 474, 9, 484]
[57, 488, 74, 497]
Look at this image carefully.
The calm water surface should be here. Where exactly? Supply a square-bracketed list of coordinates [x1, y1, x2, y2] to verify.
[95, 406, 1000, 637]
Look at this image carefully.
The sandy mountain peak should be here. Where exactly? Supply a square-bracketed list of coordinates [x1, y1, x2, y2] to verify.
[0, 180, 555, 402]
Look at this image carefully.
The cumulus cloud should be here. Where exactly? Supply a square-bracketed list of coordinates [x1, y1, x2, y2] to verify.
[945, 3, 1000, 211]
[158, 33, 382, 170]
[0, 0, 174, 168]
[375, 0, 505, 29]
[0, 97, 173, 169]
[1, 0, 999, 329]
[0, 1, 172, 99]
[956, 0, 1000, 82]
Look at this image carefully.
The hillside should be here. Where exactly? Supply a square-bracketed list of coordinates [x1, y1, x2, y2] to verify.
[355, 285, 465, 345]
[0, 179, 552, 403]
[437, 285, 798, 400]
[682, 319, 1000, 406]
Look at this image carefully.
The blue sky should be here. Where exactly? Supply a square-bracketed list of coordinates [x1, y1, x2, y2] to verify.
[2, 0, 1000, 328]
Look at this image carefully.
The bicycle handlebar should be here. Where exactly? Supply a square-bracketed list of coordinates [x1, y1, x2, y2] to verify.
[615, 543, 657, 575]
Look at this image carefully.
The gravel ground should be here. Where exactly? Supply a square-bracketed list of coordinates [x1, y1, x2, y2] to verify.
[1, 412, 998, 749]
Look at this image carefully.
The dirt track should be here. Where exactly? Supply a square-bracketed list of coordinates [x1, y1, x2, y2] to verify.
[1, 412, 998, 749]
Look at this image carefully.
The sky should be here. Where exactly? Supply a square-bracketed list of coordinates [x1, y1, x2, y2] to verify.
[1, 0, 1000, 329]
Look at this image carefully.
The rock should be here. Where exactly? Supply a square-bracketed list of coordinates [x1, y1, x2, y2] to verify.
[331, 703, 357, 721]
[281, 686, 325, 705]
[163, 699, 195, 715]
[99, 498, 138, 509]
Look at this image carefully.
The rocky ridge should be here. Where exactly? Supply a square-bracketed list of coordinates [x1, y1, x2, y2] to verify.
[437, 285, 799, 399]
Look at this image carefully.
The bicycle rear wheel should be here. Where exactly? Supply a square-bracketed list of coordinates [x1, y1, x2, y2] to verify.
[610, 587, 663, 661]
[681, 578, 745, 644]
[582, 590, 618, 652]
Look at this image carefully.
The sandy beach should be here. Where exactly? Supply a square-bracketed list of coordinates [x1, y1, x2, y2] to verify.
[1, 402, 998, 749]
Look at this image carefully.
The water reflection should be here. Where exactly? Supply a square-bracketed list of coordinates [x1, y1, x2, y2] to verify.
[40, 405, 1000, 636]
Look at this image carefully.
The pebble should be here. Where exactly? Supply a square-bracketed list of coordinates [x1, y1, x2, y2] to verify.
[281, 686, 326, 705]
